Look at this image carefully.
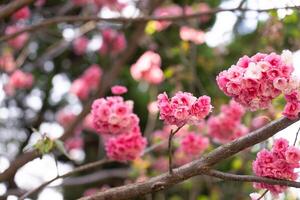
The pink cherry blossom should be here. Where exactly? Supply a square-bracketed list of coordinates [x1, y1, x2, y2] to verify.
[130, 51, 164, 84]
[70, 64, 102, 100]
[5, 25, 29, 50]
[180, 132, 209, 156]
[157, 91, 212, 127]
[91, 96, 139, 135]
[252, 138, 300, 195]
[111, 85, 128, 95]
[153, 5, 182, 31]
[217, 50, 300, 119]
[179, 26, 205, 45]
[105, 131, 147, 162]
[8, 70, 34, 90]
[147, 101, 159, 114]
[12, 6, 31, 21]
[208, 100, 248, 143]
[99, 28, 126, 55]
[0, 52, 16, 72]
[73, 36, 89, 55]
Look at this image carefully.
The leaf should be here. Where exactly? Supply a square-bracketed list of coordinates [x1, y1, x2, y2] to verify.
[54, 140, 72, 160]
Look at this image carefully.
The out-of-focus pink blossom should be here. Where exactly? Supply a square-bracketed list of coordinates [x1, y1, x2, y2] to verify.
[180, 26, 205, 45]
[111, 85, 128, 95]
[157, 91, 212, 127]
[56, 110, 77, 128]
[252, 138, 300, 195]
[147, 101, 159, 114]
[70, 65, 102, 100]
[72, 0, 90, 6]
[5, 25, 29, 50]
[250, 116, 270, 131]
[73, 36, 89, 55]
[180, 132, 209, 156]
[99, 28, 126, 55]
[130, 51, 164, 84]
[105, 131, 147, 162]
[208, 100, 248, 143]
[65, 137, 84, 150]
[153, 5, 182, 31]
[198, 3, 211, 23]
[0, 52, 16, 72]
[35, 0, 46, 7]
[8, 70, 33, 90]
[12, 6, 31, 21]
[83, 114, 95, 131]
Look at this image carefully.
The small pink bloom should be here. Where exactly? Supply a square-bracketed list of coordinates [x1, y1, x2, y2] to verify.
[285, 147, 300, 164]
[73, 36, 89, 55]
[12, 6, 31, 21]
[5, 25, 28, 50]
[111, 85, 128, 95]
[179, 26, 205, 45]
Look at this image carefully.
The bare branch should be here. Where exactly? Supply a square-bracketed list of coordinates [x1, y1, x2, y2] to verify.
[78, 117, 298, 200]
[206, 169, 300, 188]
[1, 5, 300, 43]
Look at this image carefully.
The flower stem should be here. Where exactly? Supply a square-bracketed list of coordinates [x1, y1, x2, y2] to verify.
[168, 125, 184, 174]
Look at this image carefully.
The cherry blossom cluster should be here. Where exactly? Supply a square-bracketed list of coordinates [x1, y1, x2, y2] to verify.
[130, 51, 164, 84]
[179, 26, 205, 45]
[99, 28, 126, 55]
[4, 70, 34, 95]
[252, 138, 300, 195]
[217, 50, 300, 119]
[70, 64, 102, 100]
[91, 95, 147, 161]
[207, 100, 248, 144]
[157, 91, 212, 127]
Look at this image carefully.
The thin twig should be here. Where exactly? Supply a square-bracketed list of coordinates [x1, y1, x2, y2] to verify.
[168, 125, 185, 174]
[293, 125, 300, 146]
[257, 190, 268, 200]
[1, 5, 300, 43]
[0, 0, 35, 20]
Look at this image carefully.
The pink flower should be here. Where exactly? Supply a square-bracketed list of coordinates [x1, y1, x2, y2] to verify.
[153, 5, 182, 31]
[91, 96, 139, 135]
[180, 132, 209, 156]
[5, 25, 29, 50]
[130, 51, 164, 84]
[70, 65, 102, 100]
[217, 50, 298, 119]
[7, 70, 33, 91]
[249, 193, 261, 200]
[70, 79, 90, 100]
[73, 36, 89, 55]
[0, 52, 16, 72]
[250, 116, 270, 131]
[252, 138, 300, 195]
[208, 100, 248, 144]
[179, 26, 205, 45]
[12, 6, 31, 21]
[157, 91, 212, 127]
[65, 137, 84, 151]
[285, 147, 300, 164]
[111, 85, 128, 95]
[147, 101, 159, 114]
[99, 28, 126, 55]
[105, 131, 147, 162]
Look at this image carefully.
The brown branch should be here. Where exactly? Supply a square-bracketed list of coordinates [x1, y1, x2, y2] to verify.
[78, 117, 298, 200]
[206, 169, 300, 188]
[1, 5, 300, 43]
[19, 159, 112, 200]
[0, 0, 35, 20]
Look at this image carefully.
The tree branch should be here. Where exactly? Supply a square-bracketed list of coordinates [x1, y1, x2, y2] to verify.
[1, 5, 300, 43]
[78, 117, 298, 200]
[206, 169, 300, 188]
[0, 0, 35, 20]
